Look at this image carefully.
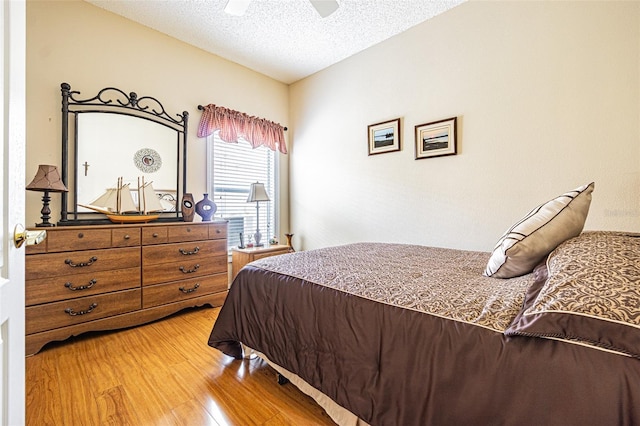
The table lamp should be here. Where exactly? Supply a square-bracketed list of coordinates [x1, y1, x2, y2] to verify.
[26, 164, 68, 227]
[247, 182, 270, 247]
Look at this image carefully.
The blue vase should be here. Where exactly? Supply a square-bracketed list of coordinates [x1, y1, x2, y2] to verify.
[195, 193, 217, 221]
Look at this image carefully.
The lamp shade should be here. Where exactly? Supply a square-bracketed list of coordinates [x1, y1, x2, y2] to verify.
[247, 182, 270, 202]
[26, 165, 68, 193]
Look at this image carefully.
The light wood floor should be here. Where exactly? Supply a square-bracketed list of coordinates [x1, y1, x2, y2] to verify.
[26, 306, 336, 425]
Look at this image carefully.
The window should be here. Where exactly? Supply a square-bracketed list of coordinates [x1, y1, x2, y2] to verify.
[207, 130, 277, 251]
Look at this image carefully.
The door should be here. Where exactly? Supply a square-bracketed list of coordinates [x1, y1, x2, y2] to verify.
[0, 0, 26, 425]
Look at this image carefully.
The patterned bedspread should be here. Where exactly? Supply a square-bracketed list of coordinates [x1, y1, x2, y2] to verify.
[252, 242, 534, 332]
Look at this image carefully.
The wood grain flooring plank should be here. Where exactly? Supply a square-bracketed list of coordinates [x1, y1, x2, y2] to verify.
[170, 397, 220, 426]
[71, 332, 121, 396]
[51, 345, 103, 426]
[118, 369, 178, 425]
[94, 385, 142, 426]
[25, 353, 64, 426]
[262, 412, 298, 426]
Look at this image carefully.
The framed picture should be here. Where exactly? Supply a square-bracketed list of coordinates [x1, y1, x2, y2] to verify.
[368, 118, 401, 155]
[415, 117, 457, 160]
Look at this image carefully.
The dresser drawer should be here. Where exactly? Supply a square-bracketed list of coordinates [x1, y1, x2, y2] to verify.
[45, 228, 113, 252]
[142, 255, 227, 285]
[112, 228, 141, 247]
[142, 239, 227, 266]
[26, 267, 140, 306]
[142, 273, 228, 308]
[208, 222, 227, 240]
[167, 225, 210, 243]
[26, 247, 141, 280]
[25, 240, 47, 255]
[25, 288, 141, 334]
[142, 226, 168, 245]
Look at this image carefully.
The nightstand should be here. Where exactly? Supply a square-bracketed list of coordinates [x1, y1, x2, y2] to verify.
[231, 244, 293, 280]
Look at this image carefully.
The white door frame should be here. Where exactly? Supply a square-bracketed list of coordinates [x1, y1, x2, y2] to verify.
[1, 0, 26, 425]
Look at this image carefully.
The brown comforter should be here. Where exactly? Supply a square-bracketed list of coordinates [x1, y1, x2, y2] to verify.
[209, 242, 640, 425]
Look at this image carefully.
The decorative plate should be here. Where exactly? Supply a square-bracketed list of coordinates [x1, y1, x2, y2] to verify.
[134, 148, 162, 173]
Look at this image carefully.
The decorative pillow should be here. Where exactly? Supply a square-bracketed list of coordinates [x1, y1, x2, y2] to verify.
[505, 231, 640, 358]
[484, 182, 594, 278]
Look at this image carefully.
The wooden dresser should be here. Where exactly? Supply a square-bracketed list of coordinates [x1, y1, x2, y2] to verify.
[25, 221, 228, 355]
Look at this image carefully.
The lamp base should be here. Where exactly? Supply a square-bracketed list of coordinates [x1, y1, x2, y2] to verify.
[36, 191, 55, 227]
[254, 230, 263, 247]
[35, 222, 56, 228]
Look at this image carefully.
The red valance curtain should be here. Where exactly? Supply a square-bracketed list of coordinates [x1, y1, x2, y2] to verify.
[197, 104, 287, 154]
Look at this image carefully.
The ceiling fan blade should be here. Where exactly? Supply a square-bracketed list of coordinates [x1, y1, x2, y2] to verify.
[309, 0, 339, 18]
[224, 0, 251, 16]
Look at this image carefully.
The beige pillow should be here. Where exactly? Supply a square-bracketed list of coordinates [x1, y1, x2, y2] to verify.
[484, 182, 594, 278]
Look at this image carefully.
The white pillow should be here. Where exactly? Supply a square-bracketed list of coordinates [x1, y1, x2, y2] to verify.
[484, 182, 594, 278]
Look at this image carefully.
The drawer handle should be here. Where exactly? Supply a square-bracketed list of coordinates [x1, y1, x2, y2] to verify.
[64, 279, 97, 291]
[153, 233, 159, 238]
[65, 256, 98, 268]
[65, 303, 98, 316]
[178, 246, 200, 255]
[179, 283, 200, 294]
[179, 264, 200, 274]
[124, 234, 130, 240]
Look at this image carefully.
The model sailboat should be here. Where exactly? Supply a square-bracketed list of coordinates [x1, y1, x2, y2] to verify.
[80, 176, 162, 223]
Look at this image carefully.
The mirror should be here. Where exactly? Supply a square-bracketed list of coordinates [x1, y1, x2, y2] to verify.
[77, 114, 178, 212]
[59, 83, 188, 225]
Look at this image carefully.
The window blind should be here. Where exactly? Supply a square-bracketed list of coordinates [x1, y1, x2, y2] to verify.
[207, 130, 276, 251]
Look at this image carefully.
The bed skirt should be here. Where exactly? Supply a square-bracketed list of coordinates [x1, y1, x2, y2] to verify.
[245, 345, 369, 426]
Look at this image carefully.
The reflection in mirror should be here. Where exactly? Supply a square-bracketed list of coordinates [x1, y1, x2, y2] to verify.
[77, 113, 178, 212]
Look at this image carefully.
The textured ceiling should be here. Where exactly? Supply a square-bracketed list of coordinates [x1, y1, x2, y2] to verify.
[85, 0, 465, 84]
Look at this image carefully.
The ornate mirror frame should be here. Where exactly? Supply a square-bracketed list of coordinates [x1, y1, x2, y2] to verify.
[59, 82, 188, 225]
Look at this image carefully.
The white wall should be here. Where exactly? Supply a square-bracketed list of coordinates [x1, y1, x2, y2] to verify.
[289, 0, 640, 252]
[25, 0, 290, 236]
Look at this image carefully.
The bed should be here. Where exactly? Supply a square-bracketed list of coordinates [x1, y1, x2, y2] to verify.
[208, 182, 640, 425]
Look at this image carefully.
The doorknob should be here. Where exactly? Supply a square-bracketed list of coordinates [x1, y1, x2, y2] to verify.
[13, 224, 47, 248]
